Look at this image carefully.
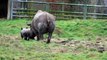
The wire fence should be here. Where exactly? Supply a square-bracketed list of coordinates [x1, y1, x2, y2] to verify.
[11, 0, 107, 20]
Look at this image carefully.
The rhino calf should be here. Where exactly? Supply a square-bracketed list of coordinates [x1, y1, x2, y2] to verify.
[20, 27, 35, 40]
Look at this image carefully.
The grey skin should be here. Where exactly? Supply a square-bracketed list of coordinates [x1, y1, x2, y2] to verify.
[30, 10, 55, 43]
[20, 28, 35, 40]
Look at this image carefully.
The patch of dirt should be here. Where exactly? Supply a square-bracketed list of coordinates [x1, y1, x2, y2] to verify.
[0, 34, 107, 54]
[0, 35, 24, 50]
[48, 37, 107, 53]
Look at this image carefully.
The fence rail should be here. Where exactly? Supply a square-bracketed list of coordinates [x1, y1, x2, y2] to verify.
[11, 1, 107, 20]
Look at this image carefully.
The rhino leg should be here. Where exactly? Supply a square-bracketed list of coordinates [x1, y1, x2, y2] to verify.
[37, 32, 41, 41]
[47, 22, 55, 43]
[21, 35, 23, 39]
[37, 35, 40, 41]
[47, 33, 52, 43]
[27, 37, 29, 40]
[40, 34, 44, 40]
[23, 35, 29, 41]
[24, 37, 27, 40]
[37, 33, 43, 41]
[21, 33, 23, 39]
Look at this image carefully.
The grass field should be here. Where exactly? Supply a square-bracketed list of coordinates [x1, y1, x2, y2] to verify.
[0, 19, 107, 60]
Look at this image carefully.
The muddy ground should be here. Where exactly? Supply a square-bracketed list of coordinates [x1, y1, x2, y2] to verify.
[0, 34, 107, 54]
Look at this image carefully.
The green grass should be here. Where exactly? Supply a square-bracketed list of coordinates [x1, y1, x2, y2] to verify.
[56, 19, 107, 40]
[0, 19, 107, 60]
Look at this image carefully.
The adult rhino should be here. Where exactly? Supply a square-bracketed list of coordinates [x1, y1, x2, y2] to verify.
[30, 10, 55, 43]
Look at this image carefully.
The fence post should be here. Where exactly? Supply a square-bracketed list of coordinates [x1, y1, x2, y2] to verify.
[83, 4, 87, 20]
[62, 2, 64, 19]
[46, 3, 50, 12]
[10, 0, 13, 19]
[7, 0, 11, 19]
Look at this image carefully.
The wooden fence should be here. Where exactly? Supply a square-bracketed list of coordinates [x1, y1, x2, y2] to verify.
[11, 1, 107, 20]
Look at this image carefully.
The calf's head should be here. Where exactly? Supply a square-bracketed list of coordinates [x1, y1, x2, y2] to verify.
[20, 27, 35, 40]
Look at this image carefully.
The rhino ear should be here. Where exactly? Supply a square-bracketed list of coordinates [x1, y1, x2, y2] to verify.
[27, 23, 31, 26]
[21, 28, 23, 30]
[26, 27, 28, 29]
